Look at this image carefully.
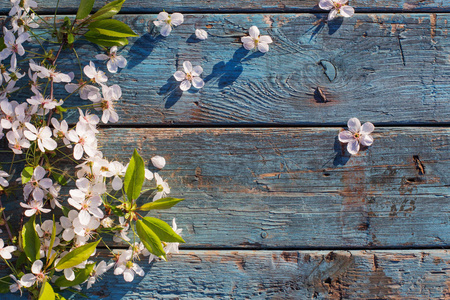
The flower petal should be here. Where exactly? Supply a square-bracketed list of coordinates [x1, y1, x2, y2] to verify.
[340, 5, 354, 18]
[360, 122, 375, 135]
[319, 0, 335, 10]
[192, 77, 204, 89]
[347, 118, 361, 133]
[347, 139, 360, 155]
[32, 260, 43, 274]
[257, 42, 270, 53]
[180, 80, 191, 91]
[151, 156, 166, 169]
[360, 134, 374, 147]
[173, 71, 185, 82]
[249, 26, 260, 39]
[183, 61, 193, 73]
[191, 66, 203, 77]
[171, 13, 184, 26]
[338, 130, 354, 143]
[160, 24, 172, 37]
[328, 9, 338, 20]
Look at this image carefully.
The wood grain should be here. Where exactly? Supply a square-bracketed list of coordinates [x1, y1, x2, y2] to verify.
[29, 13, 450, 126]
[4, 250, 450, 299]
[1, 0, 449, 14]
[91, 127, 450, 248]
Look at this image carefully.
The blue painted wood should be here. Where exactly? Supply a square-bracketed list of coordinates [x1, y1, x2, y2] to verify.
[3, 250, 450, 299]
[1, 0, 449, 14]
[94, 127, 450, 248]
[31, 13, 450, 126]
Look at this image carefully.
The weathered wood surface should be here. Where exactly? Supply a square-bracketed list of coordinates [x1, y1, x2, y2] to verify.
[5, 250, 450, 299]
[35, 13, 450, 126]
[2, 0, 450, 14]
[94, 127, 449, 248]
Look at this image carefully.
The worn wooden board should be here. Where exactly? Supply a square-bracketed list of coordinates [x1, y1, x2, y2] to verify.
[1, 0, 450, 14]
[4, 250, 450, 299]
[29, 13, 450, 126]
[80, 127, 450, 249]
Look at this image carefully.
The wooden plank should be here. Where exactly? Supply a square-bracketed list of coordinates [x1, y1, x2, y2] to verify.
[92, 127, 450, 248]
[4, 250, 450, 299]
[36, 13, 450, 126]
[2, 0, 450, 14]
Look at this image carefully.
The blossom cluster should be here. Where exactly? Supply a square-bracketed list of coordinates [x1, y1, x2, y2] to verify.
[0, 0, 185, 298]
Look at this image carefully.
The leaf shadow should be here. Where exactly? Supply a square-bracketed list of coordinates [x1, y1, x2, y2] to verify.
[127, 32, 163, 70]
[203, 47, 249, 89]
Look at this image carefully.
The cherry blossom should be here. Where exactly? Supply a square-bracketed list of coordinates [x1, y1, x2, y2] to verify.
[0, 28, 29, 67]
[86, 261, 114, 289]
[68, 178, 105, 225]
[319, 0, 355, 21]
[114, 250, 145, 282]
[154, 173, 170, 200]
[0, 170, 9, 187]
[23, 123, 57, 152]
[84, 61, 108, 84]
[95, 46, 127, 73]
[21, 260, 45, 287]
[154, 12, 184, 37]
[174, 61, 204, 91]
[20, 200, 50, 216]
[241, 26, 273, 53]
[0, 238, 16, 259]
[6, 129, 29, 154]
[22, 166, 52, 202]
[67, 122, 98, 160]
[9, 275, 23, 295]
[338, 117, 374, 155]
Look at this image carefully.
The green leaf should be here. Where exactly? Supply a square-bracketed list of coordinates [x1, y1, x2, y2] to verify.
[88, 19, 138, 37]
[138, 197, 185, 211]
[22, 215, 40, 262]
[55, 240, 100, 269]
[136, 219, 166, 260]
[91, 0, 125, 21]
[61, 206, 70, 217]
[84, 30, 129, 47]
[142, 217, 185, 243]
[39, 282, 55, 300]
[52, 172, 68, 186]
[76, 0, 96, 20]
[54, 263, 95, 287]
[0, 37, 5, 52]
[21, 166, 34, 184]
[123, 149, 145, 202]
[67, 33, 75, 44]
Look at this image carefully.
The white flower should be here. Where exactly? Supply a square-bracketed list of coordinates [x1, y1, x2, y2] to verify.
[0, 28, 29, 67]
[103, 161, 126, 190]
[241, 26, 273, 53]
[20, 200, 51, 217]
[0, 238, 16, 259]
[72, 216, 100, 240]
[23, 123, 57, 152]
[100, 217, 114, 228]
[51, 118, 70, 146]
[151, 155, 166, 169]
[84, 61, 108, 84]
[174, 61, 204, 91]
[27, 93, 63, 111]
[23, 166, 52, 202]
[65, 82, 100, 101]
[21, 260, 45, 287]
[338, 117, 374, 155]
[113, 217, 130, 243]
[195, 29, 208, 40]
[9, 275, 23, 295]
[9, 0, 37, 16]
[95, 46, 127, 73]
[68, 178, 104, 225]
[28, 60, 71, 83]
[164, 218, 182, 254]
[67, 122, 98, 160]
[86, 261, 114, 289]
[319, 0, 355, 21]
[60, 210, 79, 241]
[0, 170, 9, 187]
[7, 129, 30, 154]
[95, 84, 121, 124]
[153, 173, 170, 201]
[153, 12, 184, 37]
[114, 250, 145, 282]
[78, 108, 99, 134]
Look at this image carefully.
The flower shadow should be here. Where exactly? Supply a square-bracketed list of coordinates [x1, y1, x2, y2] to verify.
[186, 33, 201, 43]
[127, 32, 163, 70]
[158, 76, 183, 109]
[327, 17, 343, 35]
[333, 136, 350, 166]
[203, 47, 248, 89]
